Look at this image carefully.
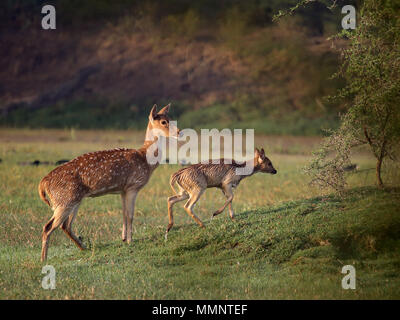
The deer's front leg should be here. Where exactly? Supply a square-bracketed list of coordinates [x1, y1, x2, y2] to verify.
[121, 193, 127, 242]
[212, 185, 234, 219]
[124, 189, 138, 244]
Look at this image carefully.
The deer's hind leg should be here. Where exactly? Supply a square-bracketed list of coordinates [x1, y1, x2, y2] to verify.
[184, 188, 205, 228]
[121, 192, 128, 242]
[227, 202, 235, 220]
[41, 205, 76, 262]
[166, 188, 189, 237]
[61, 203, 85, 250]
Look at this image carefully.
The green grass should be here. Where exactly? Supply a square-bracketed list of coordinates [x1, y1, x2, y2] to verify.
[0, 129, 399, 299]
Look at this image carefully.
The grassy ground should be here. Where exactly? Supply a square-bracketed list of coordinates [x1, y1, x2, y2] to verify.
[0, 129, 399, 299]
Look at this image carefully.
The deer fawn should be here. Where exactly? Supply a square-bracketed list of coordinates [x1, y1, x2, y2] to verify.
[38, 104, 179, 261]
[166, 148, 277, 237]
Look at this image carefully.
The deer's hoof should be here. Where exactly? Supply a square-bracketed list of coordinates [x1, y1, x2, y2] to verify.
[78, 236, 87, 249]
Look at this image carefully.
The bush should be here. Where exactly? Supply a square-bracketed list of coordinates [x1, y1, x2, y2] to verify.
[305, 0, 400, 191]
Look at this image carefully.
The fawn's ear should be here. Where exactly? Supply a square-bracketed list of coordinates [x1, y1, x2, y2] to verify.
[158, 103, 171, 115]
[255, 148, 263, 164]
[260, 148, 266, 159]
[149, 104, 157, 124]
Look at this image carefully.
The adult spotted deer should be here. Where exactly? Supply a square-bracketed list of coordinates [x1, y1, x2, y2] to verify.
[39, 104, 179, 261]
[166, 148, 276, 237]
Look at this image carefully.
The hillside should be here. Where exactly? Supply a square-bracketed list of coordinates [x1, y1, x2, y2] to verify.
[1, 185, 399, 299]
[0, 1, 348, 134]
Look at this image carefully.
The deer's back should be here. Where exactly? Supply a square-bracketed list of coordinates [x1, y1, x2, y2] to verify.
[175, 161, 238, 189]
[41, 148, 150, 207]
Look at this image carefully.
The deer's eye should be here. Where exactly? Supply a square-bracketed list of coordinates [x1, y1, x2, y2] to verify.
[161, 120, 168, 126]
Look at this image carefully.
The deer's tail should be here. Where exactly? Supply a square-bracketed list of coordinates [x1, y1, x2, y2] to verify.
[38, 179, 51, 207]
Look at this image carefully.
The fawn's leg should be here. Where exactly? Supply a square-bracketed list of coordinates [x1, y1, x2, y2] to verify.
[61, 203, 85, 250]
[121, 192, 128, 242]
[124, 189, 138, 244]
[225, 186, 235, 220]
[166, 193, 189, 238]
[41, 206, 74, 262]
[184, 189, 205, 228]
[228, 202, 235, 220]
[212, 185, 234, 218]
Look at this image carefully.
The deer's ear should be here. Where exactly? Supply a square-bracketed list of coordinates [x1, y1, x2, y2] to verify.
[149, 104, 157, 123]
[255, 148, 263, 164]
[158, 103, 171, 115]
[260, 148, 266, 159]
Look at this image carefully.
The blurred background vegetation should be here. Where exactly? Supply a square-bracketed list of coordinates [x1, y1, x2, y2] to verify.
[0, 0, 356, 135]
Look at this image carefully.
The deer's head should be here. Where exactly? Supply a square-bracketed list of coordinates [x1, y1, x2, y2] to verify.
[255, 148, 277, 174]
[147, 103, 180, 140]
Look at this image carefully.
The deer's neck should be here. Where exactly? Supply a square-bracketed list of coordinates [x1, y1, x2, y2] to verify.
[236, 159, 259, 181]
[143, 123, 156, 146]
[140, 124, 162, 171]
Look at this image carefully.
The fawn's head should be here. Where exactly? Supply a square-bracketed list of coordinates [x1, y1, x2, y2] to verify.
[255, 148, 277, 174]
[147, 103, 180, 140]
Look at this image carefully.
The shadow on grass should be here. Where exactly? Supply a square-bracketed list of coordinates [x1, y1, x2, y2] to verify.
[211, 186, 400, 263]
